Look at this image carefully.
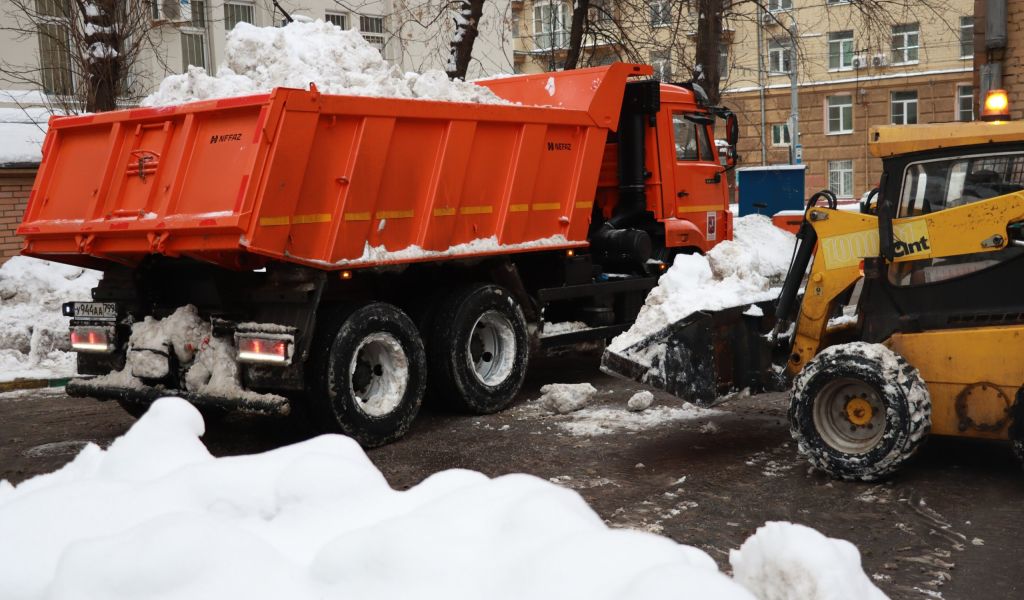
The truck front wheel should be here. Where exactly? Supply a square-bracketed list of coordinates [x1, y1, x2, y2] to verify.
[428, 283, 529, 414]
[789, 342, 931, 481]
[310, 302, 426, 447]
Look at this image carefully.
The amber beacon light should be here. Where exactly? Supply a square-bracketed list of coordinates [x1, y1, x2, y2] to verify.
[981, 89, 1010, 121]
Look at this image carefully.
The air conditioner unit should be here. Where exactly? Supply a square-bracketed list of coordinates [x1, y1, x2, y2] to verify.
[872, 53, 888, 67]
[851, 54, 867, 69]
[154, 0, 191, 23]
[761, 12, 776, 26]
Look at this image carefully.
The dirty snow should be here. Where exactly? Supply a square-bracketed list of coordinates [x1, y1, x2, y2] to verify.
[627, 390, 654, 412]
[730, 521, 888, 600]
[609, 215, 795, 352]
[558, 404, 723, 436]
[0, 257, 100, 382]
[143, 20, 508, 107]
[0, 398, 886, 600]
[541, 320, 590, 337]
[335, 234, 575, 267]
[539, 382, 597, 414]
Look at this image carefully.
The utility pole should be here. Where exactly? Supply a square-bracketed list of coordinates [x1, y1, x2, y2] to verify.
[788, 17, 801, 165]
[757, 6, 767, 165]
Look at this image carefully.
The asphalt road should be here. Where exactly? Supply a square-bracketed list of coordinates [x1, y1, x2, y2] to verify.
[2, 352, 1022, 599]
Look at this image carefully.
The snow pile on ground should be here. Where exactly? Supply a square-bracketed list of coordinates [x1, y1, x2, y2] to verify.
[0, 397, 750, 599]
[0, 107, 51, 165]
[539, 382, 597, 414]
[557, 403, 722, 436]
[143, 20, 508, 107]
[609, 215, 796, 353]
[627, 390, 654, 412]
[0, 256, 100, 381]
[83, 305, 279, 402]
[730, 521, 888, 600]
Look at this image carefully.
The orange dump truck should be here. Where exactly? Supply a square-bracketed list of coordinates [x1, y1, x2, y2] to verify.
[19, 63, 739, 446]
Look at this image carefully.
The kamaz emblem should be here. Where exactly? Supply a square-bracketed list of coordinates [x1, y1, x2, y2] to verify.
[210, 133, 243, 144]
[547, 142, 572, 151]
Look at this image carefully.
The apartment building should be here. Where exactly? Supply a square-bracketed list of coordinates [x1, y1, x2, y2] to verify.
[513, 0, 974, 201]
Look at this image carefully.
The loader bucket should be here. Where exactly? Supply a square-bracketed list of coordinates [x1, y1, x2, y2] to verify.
[600, 300, 783, 407]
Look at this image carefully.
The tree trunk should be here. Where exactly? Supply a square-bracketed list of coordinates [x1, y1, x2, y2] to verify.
[446, 0, 486, 80]
[562, 0, 591, 70]
[693, 0, 723, 105]
[81, 0, 120, 112]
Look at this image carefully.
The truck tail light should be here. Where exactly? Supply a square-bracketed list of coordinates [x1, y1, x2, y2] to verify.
[236, 336, 291, 364]
[70, 326, 114, 353]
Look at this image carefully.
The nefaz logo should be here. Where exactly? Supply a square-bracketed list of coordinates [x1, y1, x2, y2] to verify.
[893, 235, 931, 258]
[547, 142, 572, 151]
[210, 133, 243, 144]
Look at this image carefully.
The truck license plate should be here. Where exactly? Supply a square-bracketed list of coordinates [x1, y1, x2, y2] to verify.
[73, 302, 117, 319]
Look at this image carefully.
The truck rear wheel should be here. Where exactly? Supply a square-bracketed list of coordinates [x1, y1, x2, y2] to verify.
[310, 302, 426, 447]
[428, 283, 529, 414]
[789, 342, 931, 481]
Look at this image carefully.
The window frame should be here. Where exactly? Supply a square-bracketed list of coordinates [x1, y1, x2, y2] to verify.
[957, 84, 974, 122]
[768, 40, 791, 74]
[891, 23, 920, 65]
[325, 12, 348, 29]
[960, 16, 974, 59]
[179, 0, 208, 72]
[828, 30, 854, 71]
[359, 15, 386, 50]
[828, 159, 854, 198]
[532, 1, 569, 50]
[767, 0, 792, 13]
[650, 50, 671, 81]
[36, 0, 75, 97]
[826, 94, 854, 135]
[890, 90, 919, 125]
[224, 1, 255, 31]
[771, 123, 791, 146]
[649, 0, 670, 27]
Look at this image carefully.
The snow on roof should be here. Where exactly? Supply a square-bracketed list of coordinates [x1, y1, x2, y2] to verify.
[0, 107, 49, 167]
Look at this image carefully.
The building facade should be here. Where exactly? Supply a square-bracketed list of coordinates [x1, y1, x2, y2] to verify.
[513, 0, 975, 201]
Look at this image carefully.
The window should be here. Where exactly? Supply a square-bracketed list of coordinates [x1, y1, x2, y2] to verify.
[533, 1, 569, 49]
[771, 123, 791, 146]
[180, 0, 207, 71]
[828, 31, 854, 71]
[768, 40, 791, 74]
[325, 12, 348, 29]
[828, 160, 854, 198]
[224, 2, 255, 30]
[650, 0, 670, 26]
[827, 95, 853, 134]
[589, 0, 612, 23]
[960, 16, 974, 58]
[957, 84, 974, 121]
[826, 0, 850, 4]
[891, 23, 919, 64]
[672, 113, 712, 161]
[360, 15, 385, 50]
[650, 50, 671, 81]
[36, 0, 73, 95]
[767, 0, 791, 12]
[719, 46, 729, 78]
[891, 91, 918, 125]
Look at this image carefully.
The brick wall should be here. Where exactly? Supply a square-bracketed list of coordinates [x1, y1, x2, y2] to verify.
[0, 170, 37, 265]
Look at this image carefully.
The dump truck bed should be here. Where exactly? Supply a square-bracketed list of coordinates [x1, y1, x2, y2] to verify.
[19, 64, 650, 270]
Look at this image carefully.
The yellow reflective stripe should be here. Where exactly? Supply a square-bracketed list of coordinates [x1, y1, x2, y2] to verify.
[375, 210, 414, 219]
[344, 212, 372, 221]
[509, 204, 530, 212]
[258, 216, 290, 227]
[576, 201, 594, 210]
[532, 202, 560, 211]
[676, 204, 723, 214]
[292, 213, 332, 224]
[433, 207, 456, 217]
[460, 205, 493, 215]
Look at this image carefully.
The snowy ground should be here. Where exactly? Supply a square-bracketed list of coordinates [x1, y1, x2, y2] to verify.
[0, 257, 99, 382]
[0, 396, 889, 600]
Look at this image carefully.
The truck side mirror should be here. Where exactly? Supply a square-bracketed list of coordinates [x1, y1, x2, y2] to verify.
[725, 113, 739, 148]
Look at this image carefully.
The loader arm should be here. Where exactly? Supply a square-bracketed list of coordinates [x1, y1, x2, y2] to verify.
[788, 191, 1024, 376]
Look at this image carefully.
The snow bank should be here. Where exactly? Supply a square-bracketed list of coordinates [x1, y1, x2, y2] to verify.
[539, 382, 597, 414]
[558, 404, 720, 436]
[0, 107, 51, 165]
[0, 397, 757, 600]
[730, 521, 888, 600]
[609, 215, 795, 352]
[143, 20, 508, 107]
[0, 257, 100, 381]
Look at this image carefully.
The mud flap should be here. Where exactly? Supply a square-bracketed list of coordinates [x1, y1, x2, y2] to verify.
[600, 301, 783, 407]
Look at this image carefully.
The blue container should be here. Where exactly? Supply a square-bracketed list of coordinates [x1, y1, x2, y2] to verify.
[736, 165, 806, 217]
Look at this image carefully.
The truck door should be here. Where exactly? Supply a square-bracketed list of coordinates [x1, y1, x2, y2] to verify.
[669, 112, 728, 244]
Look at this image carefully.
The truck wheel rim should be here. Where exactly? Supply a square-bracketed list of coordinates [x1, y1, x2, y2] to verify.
[349, 332, 408, 417]
[467, 310, 516, 387]
[812, 377, 886, 454]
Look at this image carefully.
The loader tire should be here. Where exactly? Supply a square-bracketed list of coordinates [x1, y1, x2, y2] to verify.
[789, 342, 931, 481]
[428, 283, 529, 414]
[309, 302, 426, 448]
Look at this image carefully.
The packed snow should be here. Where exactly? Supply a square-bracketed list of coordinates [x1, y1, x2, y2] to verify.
[143, 20, 509, 107]
[0, 398, 886, 599]
[627, 390, 654, 412]
[0, 107, 50, 165]
[609, 215, 796, 353]
[0, 257, 99, 382]
[557, 404, 722, 436]
[538, 382, 597, 414]
[730, 521, 888, 600]
[333, 234, 576, 267]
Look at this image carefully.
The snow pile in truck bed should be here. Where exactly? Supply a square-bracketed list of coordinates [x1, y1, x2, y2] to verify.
[0, 398, 886, 600]
[143, 20, 508, 107]
[609, 215, 796, 353]
[0, 257, 100, 382]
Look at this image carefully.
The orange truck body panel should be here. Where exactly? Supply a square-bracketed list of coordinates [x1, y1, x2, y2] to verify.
[19, 64, 654, 270]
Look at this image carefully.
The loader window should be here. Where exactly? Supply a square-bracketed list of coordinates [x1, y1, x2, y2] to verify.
[672, 114, 712, 161]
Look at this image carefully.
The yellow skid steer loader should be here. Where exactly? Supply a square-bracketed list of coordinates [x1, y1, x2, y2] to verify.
[603, 106, 1024, 480]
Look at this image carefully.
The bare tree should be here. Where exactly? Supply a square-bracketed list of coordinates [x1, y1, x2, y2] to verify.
[0, 0, 168, 114]
[447, 0, 487, 79]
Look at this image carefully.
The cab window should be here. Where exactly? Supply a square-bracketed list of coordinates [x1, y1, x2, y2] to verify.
[672, 113, 713, 162]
